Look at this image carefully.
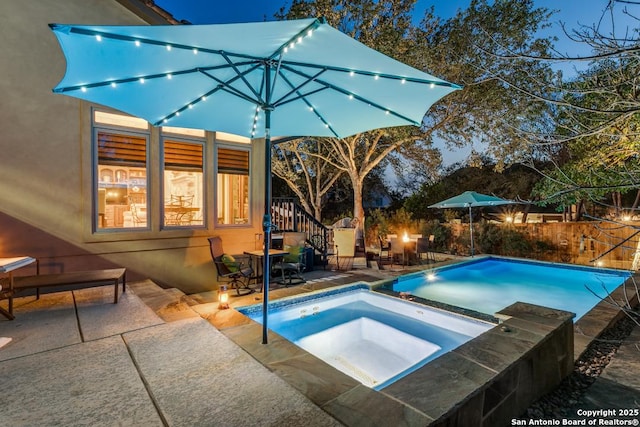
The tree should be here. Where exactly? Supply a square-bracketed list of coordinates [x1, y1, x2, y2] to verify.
[477, 1, 640, 211]
[273, 0, 556, 238]
[272, 138, 344, 221]
[404, 160, 544, 220]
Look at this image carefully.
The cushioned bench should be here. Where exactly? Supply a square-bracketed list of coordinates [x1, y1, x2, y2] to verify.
[12, 268, 126, 306]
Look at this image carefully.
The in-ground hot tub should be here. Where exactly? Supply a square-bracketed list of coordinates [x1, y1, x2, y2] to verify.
[239, 285, 492, 390]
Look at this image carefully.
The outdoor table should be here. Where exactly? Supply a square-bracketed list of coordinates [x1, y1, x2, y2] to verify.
[0, 256, 38, 319]
[243, 249, 288, 286]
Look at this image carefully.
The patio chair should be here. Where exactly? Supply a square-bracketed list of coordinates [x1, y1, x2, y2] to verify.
[390, 238, 406, 267]
[272, 232, 306, 286]
[333, 228, 356, 270]
[208, 236, 254, 295]
[416, 237, 435, 263]
[378, 236, 391, 262]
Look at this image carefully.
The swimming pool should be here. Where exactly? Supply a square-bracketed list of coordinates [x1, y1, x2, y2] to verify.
[239, 285, 492, 390]
[387, 257, 631, 320]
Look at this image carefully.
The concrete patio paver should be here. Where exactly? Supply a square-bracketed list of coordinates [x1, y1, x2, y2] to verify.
[0, 334, 164, 426]
[0, 285, 343, 426]
[124, 317, 342, 427]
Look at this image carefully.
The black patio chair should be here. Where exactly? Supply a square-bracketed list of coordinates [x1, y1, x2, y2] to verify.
[208, 236, 254, 295]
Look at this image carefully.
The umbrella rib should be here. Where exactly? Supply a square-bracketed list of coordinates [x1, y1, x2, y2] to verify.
[279, 59, 461, 89]
[198, 66, 264, 105]
[271, 68, 327, 106]
[266, 19, 324, 61]
[59, 26, 267, 63]
[153, 85, 227, 126]
[274, 71, 339, 137]
[219, 52, 264, 104]
[53, 61, 257, 93]
[278, 64, 421, 125]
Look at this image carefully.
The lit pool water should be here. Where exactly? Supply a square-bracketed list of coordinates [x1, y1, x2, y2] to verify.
[239, 285, 492, 390]
[389, 257, 631, 320]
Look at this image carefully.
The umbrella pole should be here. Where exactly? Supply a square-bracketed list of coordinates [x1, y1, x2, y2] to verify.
[262, 65, 273, 345]
[262, 108, 272, 345]
[469, 205, 474, 257]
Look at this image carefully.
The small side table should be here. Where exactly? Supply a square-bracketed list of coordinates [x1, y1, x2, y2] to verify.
[0, 257, 38, 320]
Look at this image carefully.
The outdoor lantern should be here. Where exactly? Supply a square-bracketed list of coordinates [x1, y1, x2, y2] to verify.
[218, 285, 229, 310]
[402, 232, 410, 243]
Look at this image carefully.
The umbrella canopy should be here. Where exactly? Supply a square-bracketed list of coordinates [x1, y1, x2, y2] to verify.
[428, 191, 513, 209]
[50, 18, 460, 138]
[429, 191, 515, 256]
[50, 18, 460, 344]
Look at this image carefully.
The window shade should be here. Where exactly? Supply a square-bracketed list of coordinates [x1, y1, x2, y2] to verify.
[98, 132, 146, 166]
[164, 140, 203, 171]
[218, 148, 249, 175]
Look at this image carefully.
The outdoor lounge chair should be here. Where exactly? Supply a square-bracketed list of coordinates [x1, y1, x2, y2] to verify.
[208, 236, 254, 295]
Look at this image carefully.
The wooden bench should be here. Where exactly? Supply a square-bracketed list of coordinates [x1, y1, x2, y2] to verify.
[11, 268, 126, 309]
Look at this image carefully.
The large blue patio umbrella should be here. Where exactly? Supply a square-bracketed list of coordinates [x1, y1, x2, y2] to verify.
[49, 17, 460, 343]
[429, 191, 515, 256]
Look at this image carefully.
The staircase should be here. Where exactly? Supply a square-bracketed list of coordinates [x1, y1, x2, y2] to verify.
[271, 197, 332, 267]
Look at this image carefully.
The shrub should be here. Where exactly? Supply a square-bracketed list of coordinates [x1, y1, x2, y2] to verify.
[500, 228, 533, 257]
[365, 209, 390, 246]
[420, 220, 451, 252]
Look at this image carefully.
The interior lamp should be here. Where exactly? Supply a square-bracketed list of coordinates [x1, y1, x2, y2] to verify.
[218, 285, 229, 309]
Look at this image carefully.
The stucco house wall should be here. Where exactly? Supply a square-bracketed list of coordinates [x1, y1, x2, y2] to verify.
[0, 0, 265, 293]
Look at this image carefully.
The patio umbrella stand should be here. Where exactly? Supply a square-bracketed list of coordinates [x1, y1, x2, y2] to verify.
[50, 17, 460, 343]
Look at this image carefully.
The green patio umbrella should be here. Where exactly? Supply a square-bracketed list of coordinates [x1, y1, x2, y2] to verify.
[49, 17, 460, 344]
[429, 191, 515, 256]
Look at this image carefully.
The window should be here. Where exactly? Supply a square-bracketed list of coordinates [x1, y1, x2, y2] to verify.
[217, 147, 250, 225]
[96, 131, 148, 229]
[92, 110, 253, 232]
[162, 137, 204, 227]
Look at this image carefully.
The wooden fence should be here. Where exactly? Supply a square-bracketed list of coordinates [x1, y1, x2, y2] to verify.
[447, 221, 640, 270]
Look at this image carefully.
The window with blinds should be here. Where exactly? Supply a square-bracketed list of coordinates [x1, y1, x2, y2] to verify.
[217, 147, 250, 225]
[163, 139, 204, 227]
[95, 130, 148, 229]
